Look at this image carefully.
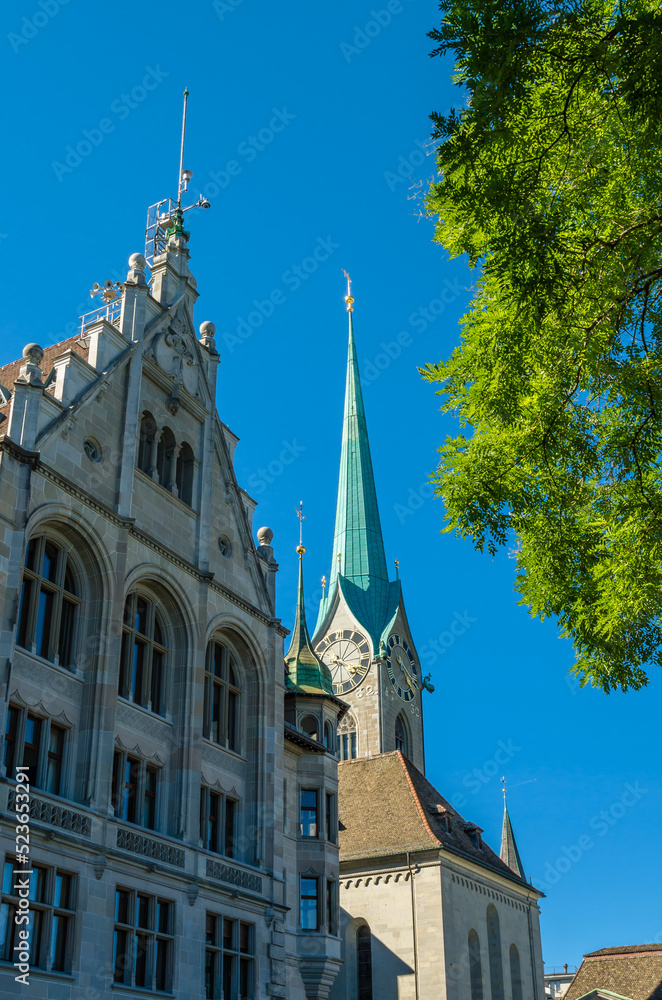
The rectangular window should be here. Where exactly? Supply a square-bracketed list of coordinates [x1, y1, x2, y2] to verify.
[113, 888, 173, 992]
[112, 751, 159, 831]
[326, 793, 336, 843]
[300, 789, 318, 837]
[300, 877, 319, 931]
[205, 913, 255, 1000]
[200, 788, 237, 858]
[3, 706, 67, 794]
[1, 856, 75, 971]
[326, 880, 337, 935]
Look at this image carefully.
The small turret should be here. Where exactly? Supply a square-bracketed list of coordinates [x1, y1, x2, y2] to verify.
[500, 780, 526, 880]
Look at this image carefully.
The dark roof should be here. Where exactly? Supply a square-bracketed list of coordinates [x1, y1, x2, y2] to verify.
[338, 751, 534, 889]
[501, 802, 526, 880]
[565, 945, 662, 1000]
[0, 336, 89, 396]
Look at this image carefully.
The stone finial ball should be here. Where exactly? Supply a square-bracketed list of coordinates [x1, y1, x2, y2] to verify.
[257, 526, 274, 546]
[22, 343, 44, 364]
[128, 253, 147, 272]
[199, 321, 216, 338]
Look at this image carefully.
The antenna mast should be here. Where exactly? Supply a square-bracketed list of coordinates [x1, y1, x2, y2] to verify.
[177, 88, 189, 208]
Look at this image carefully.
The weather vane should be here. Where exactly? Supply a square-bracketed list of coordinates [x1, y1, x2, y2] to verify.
[501, 776, 507, 801]
[342, 269, 354, 312]
[296, 501, 306, 554]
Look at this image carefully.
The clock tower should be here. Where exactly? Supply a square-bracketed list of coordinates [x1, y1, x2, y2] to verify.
[311, 279, 427, 772]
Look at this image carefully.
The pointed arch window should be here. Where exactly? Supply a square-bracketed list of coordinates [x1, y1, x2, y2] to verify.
[176, 442, 195, 506]
[510, 944, 523, 1000]
[395, 713, 410, 757]
[204, 641, 240, 752]
[337, 713, 357, 760]
[468, 929, 484, 1000]
[16, 536, 81, 667]
[119, 594, 168, 715]
[486, 905, 505, 1000]
[357, 925, 373, 1000]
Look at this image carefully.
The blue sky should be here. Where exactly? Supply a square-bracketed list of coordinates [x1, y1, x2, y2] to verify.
[1, 0, 659, 968]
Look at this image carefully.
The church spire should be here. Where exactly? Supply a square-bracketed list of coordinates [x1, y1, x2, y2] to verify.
[326, 275, 389, 601]
[500, 781, 526, 880]
[285, 505, 335, 696]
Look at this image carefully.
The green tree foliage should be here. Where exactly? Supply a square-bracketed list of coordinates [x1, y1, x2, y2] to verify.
[424, 0, 662, 691]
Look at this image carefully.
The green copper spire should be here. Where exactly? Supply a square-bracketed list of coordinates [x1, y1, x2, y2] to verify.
[285, 535, 335, 697]
[314, 277, 392, 645]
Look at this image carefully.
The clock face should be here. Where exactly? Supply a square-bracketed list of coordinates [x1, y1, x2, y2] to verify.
[315, 628, 371, 695]
[385, 633, 418, 702]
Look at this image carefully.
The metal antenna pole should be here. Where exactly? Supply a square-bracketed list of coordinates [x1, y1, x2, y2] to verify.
[177, 88, 189, 208]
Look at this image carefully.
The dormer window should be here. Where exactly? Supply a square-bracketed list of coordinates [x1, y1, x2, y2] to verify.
[464, 823, 483, 849]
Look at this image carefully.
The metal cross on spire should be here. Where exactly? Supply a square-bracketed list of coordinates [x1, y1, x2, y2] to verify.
[296, 501, 306, 555]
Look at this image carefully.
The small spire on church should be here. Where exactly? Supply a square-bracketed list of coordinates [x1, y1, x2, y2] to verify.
[285, 505, 335, 697]
[500, 778, 526, 881]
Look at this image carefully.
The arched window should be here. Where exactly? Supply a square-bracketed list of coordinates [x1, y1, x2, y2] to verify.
[156, 426, 176, 490]
[510, 944, 523, 1000]
[176, 442, 194, 506]
[337, 713, 357, 760]
[323, 721, 334, 750]
[357, 925, 373, 1000]
[395, 713, 410, 757]
[204, 640, 240, 752]
[301, 715, 319, 741]
[137, 411, 157, 475]
[16, 536, 81, 667]
[486, 905, 505, 1000]
[469, 929, 484, 1000]
[119, 593, 168, 715]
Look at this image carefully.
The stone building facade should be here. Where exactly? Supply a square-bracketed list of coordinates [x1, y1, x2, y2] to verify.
[0, 208, 342, 999]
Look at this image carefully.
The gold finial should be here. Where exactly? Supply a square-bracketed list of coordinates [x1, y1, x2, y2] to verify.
[394, 558, 400, 579]
[342, 269, 354, 312]
[337, 552, 342, 569]
[321, 575, 326, 597]
[295, 501, 306, 555]
[501, 776, 507, 802]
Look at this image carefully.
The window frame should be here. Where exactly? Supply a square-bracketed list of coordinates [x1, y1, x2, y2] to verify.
[1, 855, 76, 973]
[113, 887, 173, 993]
[16, 535, 82, 669]
[200, 786, 237, 859]
[300, 876, 319, 932]
[203, 640, 241, 753]
[3, 705, 69, 796]
[325, 792, 336, 844]
[300, 788, 319, 838]
[205, 912, 255, 1000]
[118, 592, 169, 716]
[112, 750, 160, 831]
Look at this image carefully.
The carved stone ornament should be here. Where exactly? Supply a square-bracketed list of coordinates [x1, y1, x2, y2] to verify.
[154, 318, 199, 397]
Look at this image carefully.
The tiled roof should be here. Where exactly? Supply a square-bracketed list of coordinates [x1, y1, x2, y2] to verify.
[338, 751, 533, 889]
[0, 336, 89, 397]
[565, 945, 662, 1000]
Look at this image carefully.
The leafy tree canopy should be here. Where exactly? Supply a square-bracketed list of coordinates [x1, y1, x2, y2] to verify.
[424, 0, 662, 691]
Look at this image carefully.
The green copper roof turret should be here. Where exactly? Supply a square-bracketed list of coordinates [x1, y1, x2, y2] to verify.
[285, 547, 335, 697]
